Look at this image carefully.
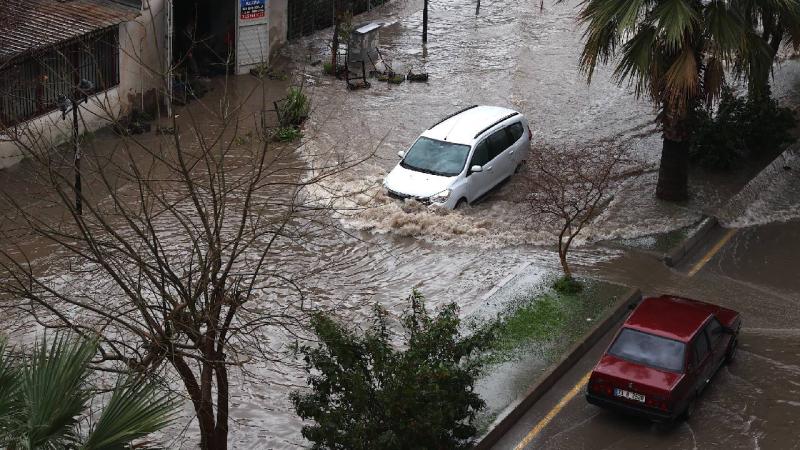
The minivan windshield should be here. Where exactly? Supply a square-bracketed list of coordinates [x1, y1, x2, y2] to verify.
[401, 137, 470, 177]
[608, 328, 686, 372]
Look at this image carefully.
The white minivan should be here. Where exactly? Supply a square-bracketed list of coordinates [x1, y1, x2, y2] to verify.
[383, 105, 532, 209]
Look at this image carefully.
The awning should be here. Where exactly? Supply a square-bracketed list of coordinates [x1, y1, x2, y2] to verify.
[0, 0, 140, 62]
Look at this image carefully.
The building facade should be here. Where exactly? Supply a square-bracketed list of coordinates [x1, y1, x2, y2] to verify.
[0, 0, 288, 169]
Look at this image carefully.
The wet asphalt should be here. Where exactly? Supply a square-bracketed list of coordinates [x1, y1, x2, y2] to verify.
[492, 219, 800, 449]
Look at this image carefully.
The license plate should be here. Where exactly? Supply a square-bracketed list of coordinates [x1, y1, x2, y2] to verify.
[614, 388, 645, 403]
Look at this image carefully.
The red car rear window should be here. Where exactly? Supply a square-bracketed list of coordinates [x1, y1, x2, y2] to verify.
[609, 328, 686, 372]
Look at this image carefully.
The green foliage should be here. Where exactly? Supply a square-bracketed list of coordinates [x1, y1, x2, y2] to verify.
[0, 333, 178, 449]
[277, 86, 310, 128]
[323, 62, 334, 75]
[690, 87, 796, 170]
[291, 291, 496, 450]
[553, 276, 583, 295]
[274, 126, 303, 142]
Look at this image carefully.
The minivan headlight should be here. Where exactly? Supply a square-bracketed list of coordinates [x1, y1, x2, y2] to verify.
[430, 189, 451, 203]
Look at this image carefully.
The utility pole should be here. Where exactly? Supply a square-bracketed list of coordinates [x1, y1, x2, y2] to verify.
[476, 0, 480, 15]
[423, 0, 429, 43]
[72, 98, 82, 216]
[57, 79, 93, 216]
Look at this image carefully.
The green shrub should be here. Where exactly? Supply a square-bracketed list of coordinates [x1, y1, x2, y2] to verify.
[274, 126, 303, 142]
[323, 62, 334, 75]
[291, 291, 495, 449]
[553, 276, 583, 295]
[690, 87, 796, 170]
[278, 86, 310, 128]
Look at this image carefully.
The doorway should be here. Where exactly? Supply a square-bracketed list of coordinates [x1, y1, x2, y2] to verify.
[172, 0, 237, 77]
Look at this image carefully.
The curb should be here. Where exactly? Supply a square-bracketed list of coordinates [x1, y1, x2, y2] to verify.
[473, 287, 642, 450]
[662, 216, 718, 267]
[662, 144, 798, 268]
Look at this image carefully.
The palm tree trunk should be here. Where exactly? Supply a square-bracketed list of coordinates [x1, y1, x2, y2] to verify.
[656, 106, 690, 201]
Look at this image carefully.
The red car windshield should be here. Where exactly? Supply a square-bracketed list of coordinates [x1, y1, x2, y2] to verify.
[608, 328, 686, 372]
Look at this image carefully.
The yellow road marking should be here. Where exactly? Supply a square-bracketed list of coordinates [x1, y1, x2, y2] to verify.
[513, 371, 592, 450]
[687, 228, 737, 278]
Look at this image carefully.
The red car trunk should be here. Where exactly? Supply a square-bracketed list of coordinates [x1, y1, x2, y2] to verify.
[588, 354, 683, 413]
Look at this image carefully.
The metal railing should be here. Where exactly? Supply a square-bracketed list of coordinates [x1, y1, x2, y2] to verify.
[0, 26, 119, 128]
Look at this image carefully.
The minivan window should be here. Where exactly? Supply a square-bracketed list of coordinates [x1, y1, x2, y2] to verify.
[487, 128, 512, 160]
[507, 122, 524, 142]
[401, 137, 471, 177]
[608, 328, 686, 372]
[471, 141, 491, 167]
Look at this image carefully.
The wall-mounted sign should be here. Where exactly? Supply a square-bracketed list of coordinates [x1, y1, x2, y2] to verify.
[240, 0, 265, 20]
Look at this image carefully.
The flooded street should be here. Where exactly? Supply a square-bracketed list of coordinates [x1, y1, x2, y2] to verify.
[1, 0, 800, 448]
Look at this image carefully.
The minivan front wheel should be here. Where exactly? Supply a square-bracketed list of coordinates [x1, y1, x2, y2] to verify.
[455, 198, 467, 210]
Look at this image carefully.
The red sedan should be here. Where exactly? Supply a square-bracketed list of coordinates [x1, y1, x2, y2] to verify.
[586, 295, 741, 422]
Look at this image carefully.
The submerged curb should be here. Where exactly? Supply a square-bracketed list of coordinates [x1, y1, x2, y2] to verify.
[473, 287, 642, 450]
[663, 216, 718, 267]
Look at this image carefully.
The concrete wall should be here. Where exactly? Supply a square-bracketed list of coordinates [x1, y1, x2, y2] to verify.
[269, 0, 288, 61]
[0, 0, 168, 170]
[0, 88, 122, 169]
[118, 0, 169, 115]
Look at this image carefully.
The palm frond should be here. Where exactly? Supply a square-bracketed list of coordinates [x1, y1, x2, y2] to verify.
[20, 334, 96, 449]
[614, 25, 660, 99]
[82, 375, 179, 450]
[664, 46, 700, 112]
[577, 0, 653, 81]
[705, 0, 747, 56]
[653, 0, 700, 51]
[0, 339, 21, 436]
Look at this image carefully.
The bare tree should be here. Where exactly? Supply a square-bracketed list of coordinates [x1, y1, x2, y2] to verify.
[516, 141, 630, 281]
[0, 55, 374, 450]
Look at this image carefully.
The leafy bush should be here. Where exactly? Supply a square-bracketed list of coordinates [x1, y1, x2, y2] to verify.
[291, 291, 496, 450]
[323, 62, 334, 75]
[277, 86, 310, 128]
[690, 87, 796, 170]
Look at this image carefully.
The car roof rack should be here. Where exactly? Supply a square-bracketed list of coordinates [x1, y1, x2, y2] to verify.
[429, 105, 479, 129]
[473, 112, 519, 139]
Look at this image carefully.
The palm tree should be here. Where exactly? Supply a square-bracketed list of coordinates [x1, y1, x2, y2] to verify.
[738, 0, 800, 101]
[0, 334, 178, 449]
[576, 0, 769, 200]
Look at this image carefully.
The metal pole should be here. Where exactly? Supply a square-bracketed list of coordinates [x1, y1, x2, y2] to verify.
[423, 0, 428, 43]
[72, 100, 82, 216]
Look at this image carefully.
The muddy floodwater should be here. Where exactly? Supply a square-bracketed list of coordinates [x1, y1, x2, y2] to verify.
[3, 0, 800, 448]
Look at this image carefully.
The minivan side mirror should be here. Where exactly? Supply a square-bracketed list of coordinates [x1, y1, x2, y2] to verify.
[397, 150, 405, 158]
[470, 165, 483, 173]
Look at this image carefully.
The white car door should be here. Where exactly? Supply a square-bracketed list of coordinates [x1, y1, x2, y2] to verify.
[505, 122, 526, 171]
[485, 127, 514, 181]
[466, 140, 494, 201]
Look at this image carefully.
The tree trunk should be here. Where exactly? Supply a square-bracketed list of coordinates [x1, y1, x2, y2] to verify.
[475, 0, 480, 15]
[655, 138, 689, 201]
[331, 16, 340, 72]
[656, 104, 690, 201]
[423, 0, 429, 43]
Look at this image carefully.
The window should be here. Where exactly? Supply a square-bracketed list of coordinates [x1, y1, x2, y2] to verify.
[0, 26, 119, 128]
[692, 332, 710, 367]
[470, 140, 491, 167]
[608, 328, 686, 372]
[506, 122, 524, 143]
[486, 128, 512, 160]
[704, 317, 724, 348]
[401, 137, 471, 177]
